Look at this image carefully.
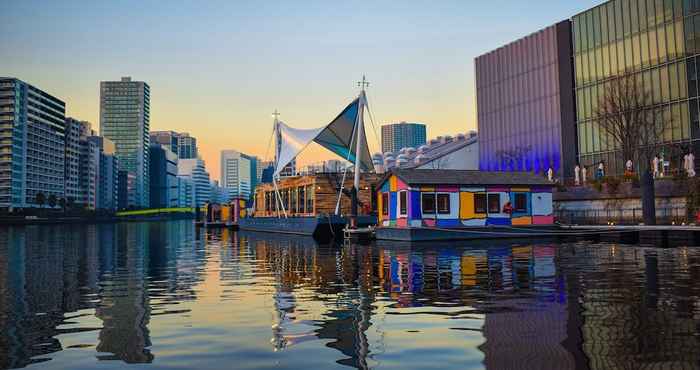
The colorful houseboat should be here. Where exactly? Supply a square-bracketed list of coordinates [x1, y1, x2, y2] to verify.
[375, 169, 556, 241]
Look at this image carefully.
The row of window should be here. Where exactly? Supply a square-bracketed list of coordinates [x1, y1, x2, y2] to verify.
[575, 20, 684, 86]
[573, 0, 686, 53]
[381, 192, 528, 217]
[576, 61, 687, 122]
[261, 186, 315, 214]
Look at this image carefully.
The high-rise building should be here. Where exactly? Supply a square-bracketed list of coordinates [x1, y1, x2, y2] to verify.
[241, 153, 258, 198]
[64, 118, 90, 205]
[100, 76, 150, 208]
[0, 78, 66, 209]
[149, 144, 178, 208]
[220, 150, 251, 200]
[117, 170, 136, 210]
[150, 130, 179, 154]
[475, 21, 576, 175]
[381, 122, 427, 154]
[177, 176, 195, 208]
[572, 0, 699, 174]
[90, 136, 118, 211]
[178, 158, 211, 207]
[177, 133, 197, 159]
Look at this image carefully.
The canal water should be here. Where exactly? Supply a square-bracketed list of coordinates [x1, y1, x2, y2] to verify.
[1, 221, 699, 370]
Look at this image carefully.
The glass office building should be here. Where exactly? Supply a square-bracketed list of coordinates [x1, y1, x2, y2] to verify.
[476, 21, 577, 176]
[100, 77, 150, 208]
[573, 0, 700, 174]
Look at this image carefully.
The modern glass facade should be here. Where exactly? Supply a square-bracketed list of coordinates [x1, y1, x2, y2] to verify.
[381, 122, 427, 154]
[149, 144, 178, 208]
[0, 78, 66, 208]
[475, 21, 577, 176]
[177, 133, 197, 159]
[573, 0, 700, 174]
[100, 77, 150, 208]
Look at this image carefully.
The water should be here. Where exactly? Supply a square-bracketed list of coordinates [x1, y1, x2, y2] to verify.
[0, 221, 699, 370]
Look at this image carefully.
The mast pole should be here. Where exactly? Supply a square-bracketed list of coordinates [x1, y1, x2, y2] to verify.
[271, 109, 287, 218]
[351, 75, 369, 228]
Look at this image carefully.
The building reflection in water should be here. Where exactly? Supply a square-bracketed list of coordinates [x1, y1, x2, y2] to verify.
[2, 222, 700, 369]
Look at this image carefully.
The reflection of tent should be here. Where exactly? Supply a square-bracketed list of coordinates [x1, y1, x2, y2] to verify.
[274, 95, 374, 177]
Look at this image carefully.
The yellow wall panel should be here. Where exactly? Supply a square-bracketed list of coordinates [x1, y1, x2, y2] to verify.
[389, 175, 397, 192]
[511, 187, 530, 192]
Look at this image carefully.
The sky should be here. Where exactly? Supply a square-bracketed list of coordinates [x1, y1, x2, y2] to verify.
[1, 0, 601, 180]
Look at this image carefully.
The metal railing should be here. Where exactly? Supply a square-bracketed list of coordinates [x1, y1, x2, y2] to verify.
[555, 206, 689, 225]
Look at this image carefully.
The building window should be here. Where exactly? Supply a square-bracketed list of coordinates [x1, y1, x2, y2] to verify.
[514, 193, 527, 212]
[474, 193, 487, 214]
[488, 194, 501, 213]
[306, 185, 314, 213]
[298, 186, 305, 213]
[421, 193, 436, 214]
[399, 191, 407, 216]
[378, 193, 387, 216]
[437, 193, 450, 214]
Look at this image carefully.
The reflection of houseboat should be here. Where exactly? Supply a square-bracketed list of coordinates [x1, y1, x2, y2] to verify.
[242, 173, 379, 240]
[375, 169, 557, 241]
[196, 198, 247, 228]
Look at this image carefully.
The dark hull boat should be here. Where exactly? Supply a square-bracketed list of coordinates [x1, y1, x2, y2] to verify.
[238, 215, 377, 242]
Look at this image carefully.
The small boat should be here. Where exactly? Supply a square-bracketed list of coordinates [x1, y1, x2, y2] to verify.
[238, 77, 378, 240]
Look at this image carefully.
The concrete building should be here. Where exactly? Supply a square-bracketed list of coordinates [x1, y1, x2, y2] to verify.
[381, 122, 427, 154]
[149, 144, 178, 208]
[374, 132, 479, 172]
[177, 133, 197, 159]
[100, 76, 150, 208]
[220, 150, 252, 200]
[117, 170, 136, 210]
[64, 118, 90, 206]
[90, 136, 119, 211]
[79, 130, 100, 209]
[150, 130, 179, 154]
[0, 78, 66, 209]
[178, 158, 211, 207]
[475, 21, 576, 176]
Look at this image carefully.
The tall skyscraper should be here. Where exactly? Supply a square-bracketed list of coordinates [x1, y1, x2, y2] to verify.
[0, 78, 66, 209]
[177, 133, 198, 159]
[381, 122, 427, 153]
[220, 150, 251, 200]
[100, 76, 150, 208]
[475, 21, 576, 175]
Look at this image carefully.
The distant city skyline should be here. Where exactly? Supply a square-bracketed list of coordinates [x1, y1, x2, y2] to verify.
[1, 0, 601, 179]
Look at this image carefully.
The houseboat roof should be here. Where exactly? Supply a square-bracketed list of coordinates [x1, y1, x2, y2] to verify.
[381, 169, 553, 187]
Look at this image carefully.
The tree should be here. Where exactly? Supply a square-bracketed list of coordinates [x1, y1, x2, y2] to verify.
[58, 197, 66, 210]
[48, 194, 57, 209]
[594, 74, 666, 224]
[67, 196, 75, 210]
[35, 192, 46, 208]
[495, 145, 533, 172]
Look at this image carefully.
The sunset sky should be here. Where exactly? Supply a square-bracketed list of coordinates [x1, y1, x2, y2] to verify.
[1, 0, 600, 180]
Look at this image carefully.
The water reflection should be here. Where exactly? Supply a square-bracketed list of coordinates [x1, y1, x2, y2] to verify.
[0, 221, 699, 369]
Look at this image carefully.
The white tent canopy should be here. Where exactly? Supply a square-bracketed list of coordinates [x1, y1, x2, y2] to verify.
[273, 96, 374, 177]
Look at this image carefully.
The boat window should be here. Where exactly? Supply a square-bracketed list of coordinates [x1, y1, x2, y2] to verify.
[514, 193, 527, 212]
[488, 194, 501, 213]
[474, 193, 487, 213]
[421, 193, 436, 214]
[382, 193, 389, 215]
[291, 188, 297, 213]
[298, 186, 305, 213]
[399, 191, 407, 216]
[306, 185, 314, 213]
[437, 193, 450, 214]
